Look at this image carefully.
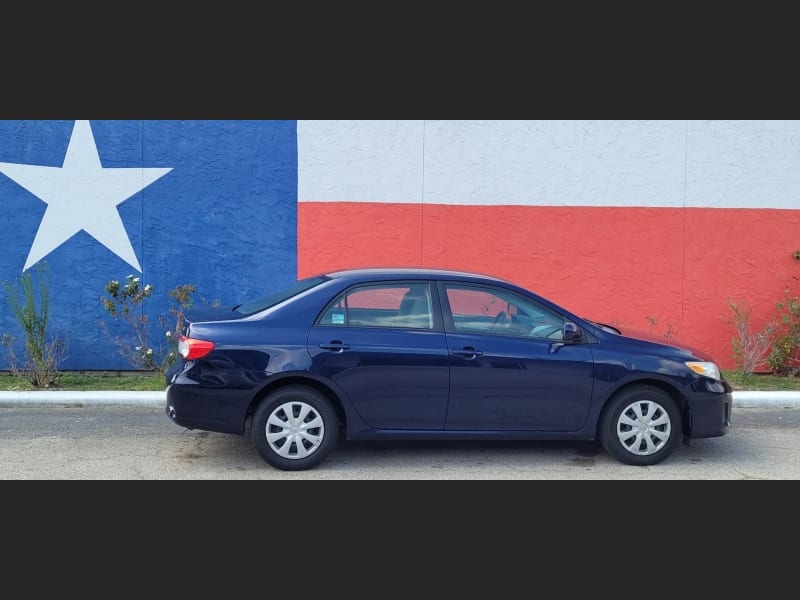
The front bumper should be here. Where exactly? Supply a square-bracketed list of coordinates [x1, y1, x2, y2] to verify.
[686, 379, 733, 439]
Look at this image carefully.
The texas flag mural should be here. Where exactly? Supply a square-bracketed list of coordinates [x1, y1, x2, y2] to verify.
[2, 119, 800, 371]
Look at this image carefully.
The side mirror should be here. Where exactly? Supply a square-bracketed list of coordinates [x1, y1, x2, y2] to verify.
[563, 321, 583, 343]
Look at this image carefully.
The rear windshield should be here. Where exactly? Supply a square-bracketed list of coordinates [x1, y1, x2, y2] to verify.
[234, 276, 329, 316]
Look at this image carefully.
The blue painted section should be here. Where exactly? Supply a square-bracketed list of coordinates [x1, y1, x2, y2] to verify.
[0, 120, 298, 370]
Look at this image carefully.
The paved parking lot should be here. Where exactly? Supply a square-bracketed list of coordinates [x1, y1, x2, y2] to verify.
[1, 405, 798, 479]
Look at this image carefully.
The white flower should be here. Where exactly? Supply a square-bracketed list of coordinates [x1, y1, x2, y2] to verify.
[135, 346, 142, 352]
[146, 348, 153, 356]
[165, 331, 173, 338]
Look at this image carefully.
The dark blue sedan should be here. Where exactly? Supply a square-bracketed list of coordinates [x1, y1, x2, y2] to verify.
[166, 268, 732, 470]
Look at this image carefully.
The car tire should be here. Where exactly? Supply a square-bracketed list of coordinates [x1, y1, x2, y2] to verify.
[599, 385, 682, 466]
[251, 385, 339, 471]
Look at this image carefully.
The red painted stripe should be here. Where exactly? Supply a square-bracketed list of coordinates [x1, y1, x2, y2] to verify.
[299, 202, 800, 369]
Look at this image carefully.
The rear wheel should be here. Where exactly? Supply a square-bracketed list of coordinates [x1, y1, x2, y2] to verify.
[251, 386, 338, 471]
[599, 385, 682, 466]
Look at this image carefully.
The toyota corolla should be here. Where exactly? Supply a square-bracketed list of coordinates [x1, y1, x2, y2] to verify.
[166, 268, 732, 470]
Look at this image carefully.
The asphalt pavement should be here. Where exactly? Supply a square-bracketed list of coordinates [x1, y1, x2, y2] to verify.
[0, 389, 799, 408]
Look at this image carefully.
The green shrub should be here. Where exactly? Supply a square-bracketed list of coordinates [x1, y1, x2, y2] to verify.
[725, 298, 776, 375]
[2, 263, 67, 387]
[767, 290, 800, 375]
[99, 275, 197, 373]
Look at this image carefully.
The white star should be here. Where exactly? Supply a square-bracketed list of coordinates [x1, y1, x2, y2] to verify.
[0, 120, 172, 272]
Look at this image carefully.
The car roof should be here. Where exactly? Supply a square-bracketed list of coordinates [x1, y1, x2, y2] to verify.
[323, 267, 515, 285]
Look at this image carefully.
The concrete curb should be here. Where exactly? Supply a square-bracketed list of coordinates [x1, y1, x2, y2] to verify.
[0, 391, 165, 407]
[730, 391, 800, 408]
[0, 390, 799, 408]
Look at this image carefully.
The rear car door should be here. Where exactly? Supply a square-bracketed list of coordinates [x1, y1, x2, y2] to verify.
[307, 281, 450, 430]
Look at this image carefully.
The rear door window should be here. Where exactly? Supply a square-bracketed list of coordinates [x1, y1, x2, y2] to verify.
[318, 283, 435, 329]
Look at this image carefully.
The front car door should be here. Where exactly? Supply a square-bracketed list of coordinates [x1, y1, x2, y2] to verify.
[440, 282, 595, 432]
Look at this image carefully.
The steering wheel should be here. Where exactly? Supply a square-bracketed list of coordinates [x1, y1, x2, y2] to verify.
[530, 324, 563, 339]
[490, 311, 508, 331]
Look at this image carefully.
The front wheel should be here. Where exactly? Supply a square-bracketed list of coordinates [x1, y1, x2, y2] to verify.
[251, 386, 339, 471]
[599, 385, 682, 466]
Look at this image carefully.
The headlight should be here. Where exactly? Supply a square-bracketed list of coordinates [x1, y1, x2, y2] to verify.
[686, 361, 721, 381]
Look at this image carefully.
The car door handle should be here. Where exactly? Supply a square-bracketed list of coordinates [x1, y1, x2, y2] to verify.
[320, 342, 351, 352]
[452, 347, 483, 358]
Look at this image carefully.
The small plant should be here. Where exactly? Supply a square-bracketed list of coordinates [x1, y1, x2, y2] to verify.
[762, 251, 800, 376]
[99, 276, 198, 373]
[164, 283, 198, 369]
[99, 275, 157, 370]
[646, 315, 677, 339]
[2, 262, 67, 387]
[767, 289, 800, 376]
[725, 298, 776, 375]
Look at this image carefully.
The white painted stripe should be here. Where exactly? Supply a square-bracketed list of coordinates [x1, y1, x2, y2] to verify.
[298, 120, 800, 209]
[686, 120, 800, 209]
[298, 120, 424, 203]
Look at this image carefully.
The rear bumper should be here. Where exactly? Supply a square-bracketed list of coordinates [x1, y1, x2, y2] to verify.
[165, 383, 252, 435]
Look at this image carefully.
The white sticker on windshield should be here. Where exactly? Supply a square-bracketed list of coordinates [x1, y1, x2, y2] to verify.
[332, 313, 345, 325]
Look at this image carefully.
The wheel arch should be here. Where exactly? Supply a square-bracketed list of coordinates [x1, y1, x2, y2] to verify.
[596, 378, 689, 439]
[245, 376, 347, 431]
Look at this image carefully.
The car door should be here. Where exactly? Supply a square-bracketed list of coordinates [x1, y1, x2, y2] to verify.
[307, 281, 450, 430]
[440, 282, 595, 432]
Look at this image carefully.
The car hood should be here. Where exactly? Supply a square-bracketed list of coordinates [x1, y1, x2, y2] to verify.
[593, 322, 715, 362]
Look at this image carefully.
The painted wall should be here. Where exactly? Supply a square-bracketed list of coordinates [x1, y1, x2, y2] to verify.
[298, 120, 800, 369]
[2, 120, 798, 372]
[0, 120, 297, 370]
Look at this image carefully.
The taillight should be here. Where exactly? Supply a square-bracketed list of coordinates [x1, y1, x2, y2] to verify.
[178, 335, 215, 360]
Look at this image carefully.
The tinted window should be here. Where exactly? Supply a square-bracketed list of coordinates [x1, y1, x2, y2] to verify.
[318, 283, 434, 329]
[445, 284, 565, 338]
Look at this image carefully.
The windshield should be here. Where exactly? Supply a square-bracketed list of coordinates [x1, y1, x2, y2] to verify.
[585, 319, 622, 335]
[234, 276, 329, 316]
